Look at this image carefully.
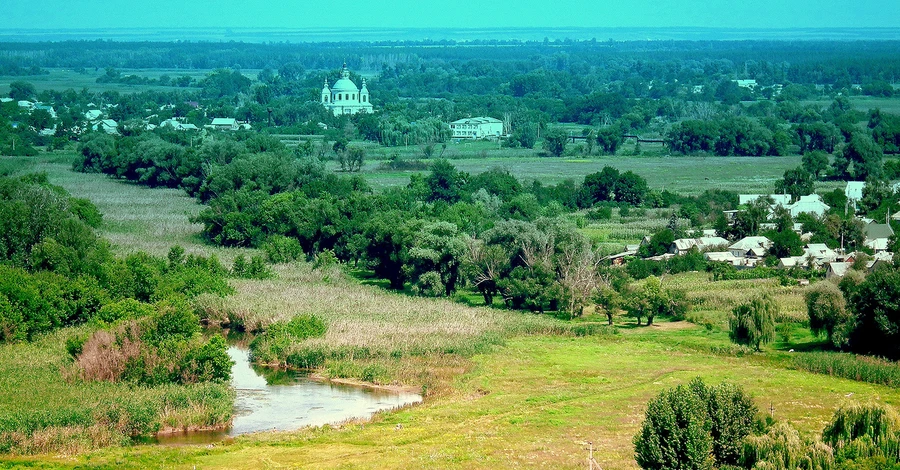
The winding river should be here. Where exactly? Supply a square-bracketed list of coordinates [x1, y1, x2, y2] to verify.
[155, 346, 422, 444]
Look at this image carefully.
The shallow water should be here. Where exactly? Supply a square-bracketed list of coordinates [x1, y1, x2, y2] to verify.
[153, 346, 422, 444]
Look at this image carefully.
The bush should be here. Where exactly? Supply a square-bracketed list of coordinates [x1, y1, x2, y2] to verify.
[634, 381, 714, 469]
[249, 314, 328, 365]
[93, 298, 155, 325]
[232, 254, 272, 279]
[634, 378, 758, 469]
[262, 235, 305, 263]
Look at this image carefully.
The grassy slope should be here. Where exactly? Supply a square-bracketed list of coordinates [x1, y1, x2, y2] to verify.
[5, 152, 900, 468]
[9, 329, 900, 469]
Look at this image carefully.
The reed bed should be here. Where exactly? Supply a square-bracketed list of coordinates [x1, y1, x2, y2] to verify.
[793, 352, 900, 388]
[0, 329, 233, 455]
[199, 263, 569, 361]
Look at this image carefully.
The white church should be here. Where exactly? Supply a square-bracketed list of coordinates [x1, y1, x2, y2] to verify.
[321, 64, 373, 116]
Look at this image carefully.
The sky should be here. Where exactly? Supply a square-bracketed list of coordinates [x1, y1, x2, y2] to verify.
[4, 0, 900, 31]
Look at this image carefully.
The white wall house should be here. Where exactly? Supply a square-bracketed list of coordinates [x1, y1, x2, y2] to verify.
[321, 63, 373, 116]
[449, 117, 503, 139]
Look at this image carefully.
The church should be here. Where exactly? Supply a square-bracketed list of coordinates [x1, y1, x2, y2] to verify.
[321, 64, 373, 116]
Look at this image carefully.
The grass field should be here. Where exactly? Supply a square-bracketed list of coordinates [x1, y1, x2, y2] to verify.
[8, 330, 900, 469]
[330, 139, 845, 196]
[5, 152, 900, 468]
[0, 68, 213, 96]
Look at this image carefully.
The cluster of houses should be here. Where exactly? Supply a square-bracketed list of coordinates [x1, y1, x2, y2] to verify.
[4, 96, 253, 137]
[608, 185, 897, 280]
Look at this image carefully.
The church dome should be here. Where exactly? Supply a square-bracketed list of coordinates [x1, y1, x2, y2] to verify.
[330, 64, 359, 93]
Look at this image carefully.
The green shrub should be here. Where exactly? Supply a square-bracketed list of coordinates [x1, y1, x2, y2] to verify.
[634, 381, 714, 469]
[634, 378, 758, 469]
[250, 314, 327, 365]
[232, 254, 272, 279]
[145, 298, 199, 345]
[262, 235, 304, 263]
[313, 249, 338, 270]
[68, 197, 103, 228]
[180, 335, 232, 383]
[94, 298, 154, 325]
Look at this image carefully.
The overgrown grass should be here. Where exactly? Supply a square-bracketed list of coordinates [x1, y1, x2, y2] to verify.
[16, 334, 900, 469]
[198, 263, 565, 366]
[0, 328, 233, 455]
[793, 352, 900, 388]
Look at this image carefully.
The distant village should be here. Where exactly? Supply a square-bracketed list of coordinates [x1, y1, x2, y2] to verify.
[605, 186, 898, 280]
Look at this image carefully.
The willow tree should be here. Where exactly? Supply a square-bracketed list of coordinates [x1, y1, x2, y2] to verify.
[730, 294, 778, 351]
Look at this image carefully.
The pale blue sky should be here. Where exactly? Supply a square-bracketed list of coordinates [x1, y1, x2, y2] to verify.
[4, 0, 899, 30]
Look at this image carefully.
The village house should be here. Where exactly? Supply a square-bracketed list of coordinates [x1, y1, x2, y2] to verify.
[826, 262, 852, 279]
[846, 181, 865, 210]
[321, 63, 373, 116]
[668, 236, 730, 255]
[160, 119, 199, 131]
[449, 117, 504, 139]
[739, 194, 791, 207]
[728, 236, 772, 258]
[84, 109, 103, 121]
[92, 119, 119, 135]
[704, 251, 742, 266]
[210, 118, 239, 131]
[864, 222, 894, 253]
[785, 194, 830, 217]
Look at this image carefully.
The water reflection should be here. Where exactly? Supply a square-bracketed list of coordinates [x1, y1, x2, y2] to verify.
[154, 346, 422, 445]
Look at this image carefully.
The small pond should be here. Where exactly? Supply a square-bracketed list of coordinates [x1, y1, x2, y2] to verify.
[154, 346, 422, 444]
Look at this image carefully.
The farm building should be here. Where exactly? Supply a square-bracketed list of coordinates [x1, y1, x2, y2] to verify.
[320, 63, 373, 116]
[160, 119, 199, 131]
[705, 252, 741, 265]
[449, 117, 504, 139]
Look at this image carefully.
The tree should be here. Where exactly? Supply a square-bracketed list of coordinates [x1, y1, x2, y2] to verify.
[404, 221, 466, 297]
[638, 229, 675, 258]
[766, 228, 804, 259]
[776, 167, 814, 202]
[839, 133, 884, 180]
[628, 277, 688, 326]
[461, 237, 508, 305]
[424, 159, 466, 203]
[729, 294, 777, 351]
[581, 166, 620, 205]
[593, 286, 622, 325]
[633, 382, 714, 470]
[344, 146, 365, 172]
[843, 267, 900, 358]
[806, 281, 853, 348]
[8, 81, 35, 101]
[801, 151, 830, 180]
[615, 171, 649, 205]
[596, 125, 623, 154]
[543, 129, 568, 157]
[363, 212, 419, 289]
